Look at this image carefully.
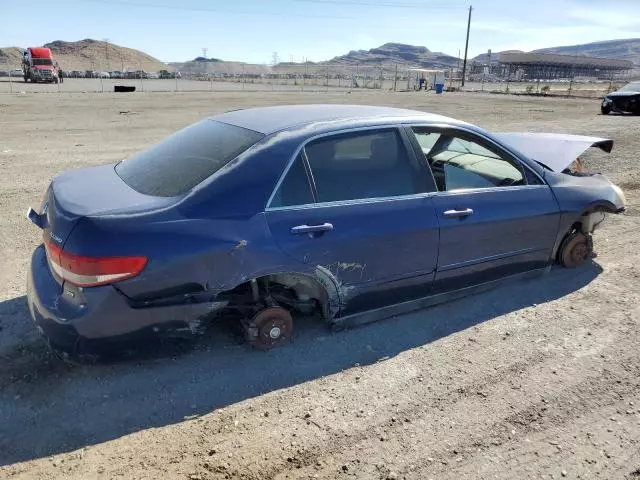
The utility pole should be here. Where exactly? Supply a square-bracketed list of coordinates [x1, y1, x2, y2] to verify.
[202, 48, 208, 59]
[461, 5, 472, 87]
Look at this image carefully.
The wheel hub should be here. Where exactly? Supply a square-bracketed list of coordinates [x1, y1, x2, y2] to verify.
[561, 232, 591, 268]
[269, 326, 281, 339]
[245, 306, 293, 350]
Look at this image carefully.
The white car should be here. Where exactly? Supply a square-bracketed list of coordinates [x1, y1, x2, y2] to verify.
[9, 69, 24, 78]
[98, 72, 110, 79]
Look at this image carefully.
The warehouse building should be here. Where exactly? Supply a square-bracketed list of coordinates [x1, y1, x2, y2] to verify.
[472, 52, 633, 81]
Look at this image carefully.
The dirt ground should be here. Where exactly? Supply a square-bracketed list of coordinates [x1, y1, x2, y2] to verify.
[0, 90, 639, 480]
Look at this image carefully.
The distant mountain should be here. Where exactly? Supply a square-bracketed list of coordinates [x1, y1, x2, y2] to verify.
[472, 39, 640, 66]
[533, 38, 640, 65]
[324, 43, 460, 68]
[0, 39, 166, 71]
[0, 47, 22, 68]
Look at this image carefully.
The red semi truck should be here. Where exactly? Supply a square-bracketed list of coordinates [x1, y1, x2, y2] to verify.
[22, 47, 58, 83]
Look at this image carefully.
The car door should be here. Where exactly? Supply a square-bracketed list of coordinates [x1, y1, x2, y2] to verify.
[265, 127, 440, 315]
[406, 126, 561, 292]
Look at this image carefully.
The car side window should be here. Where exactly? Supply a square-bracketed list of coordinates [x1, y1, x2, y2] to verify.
[304, 129, 427, 203]
[523, 166, 544, 185]
[412, 129, 526, 192]
[269, 153, 314, 208]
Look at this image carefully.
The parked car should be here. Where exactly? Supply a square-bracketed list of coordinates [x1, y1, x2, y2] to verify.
[26, 105, 626, 357]
[9, 69, 24, 78]
[69, 70, 84, 78]
[98, 71, 110, 78]
[601, 81, 640, 115]
[110, 71, 123, 79]
[147, 72, 159, 79]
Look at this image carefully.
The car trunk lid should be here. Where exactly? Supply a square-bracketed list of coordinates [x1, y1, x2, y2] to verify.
[29, 164, 179, 285]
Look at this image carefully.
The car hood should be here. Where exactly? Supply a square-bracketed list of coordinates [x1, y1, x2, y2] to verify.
[607, 91, 640, 98]
[493, 132, 613, 173]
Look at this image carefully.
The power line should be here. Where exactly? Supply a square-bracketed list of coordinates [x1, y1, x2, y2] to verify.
[294, 0, 466, 8]
[80, 0, 354, 19]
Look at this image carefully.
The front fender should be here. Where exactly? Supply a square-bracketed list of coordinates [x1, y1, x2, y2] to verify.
[546, 171, 626, 259]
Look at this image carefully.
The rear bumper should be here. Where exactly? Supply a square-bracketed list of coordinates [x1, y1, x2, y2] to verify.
[26, 245, 227, 354]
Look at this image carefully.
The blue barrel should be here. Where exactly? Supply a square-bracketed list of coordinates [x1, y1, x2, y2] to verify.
[435, 83, 444, 94]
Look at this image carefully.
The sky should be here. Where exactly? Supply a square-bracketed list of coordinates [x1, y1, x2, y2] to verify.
[2, 0, 640, 63]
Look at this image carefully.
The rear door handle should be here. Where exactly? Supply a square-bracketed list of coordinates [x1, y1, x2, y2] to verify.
[290, 223, 334, 235]
[443, 208, 474, 218]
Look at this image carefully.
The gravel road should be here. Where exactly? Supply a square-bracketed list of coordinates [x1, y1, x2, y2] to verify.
[0, 90, 638, 480]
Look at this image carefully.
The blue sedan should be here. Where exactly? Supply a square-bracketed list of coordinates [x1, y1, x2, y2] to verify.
[26, 105, 626, 355]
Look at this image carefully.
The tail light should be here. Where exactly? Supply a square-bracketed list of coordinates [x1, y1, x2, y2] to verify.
[44, 236, 147, 287]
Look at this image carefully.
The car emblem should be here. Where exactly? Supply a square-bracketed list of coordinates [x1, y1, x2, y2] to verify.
[49, 231, 63, 244]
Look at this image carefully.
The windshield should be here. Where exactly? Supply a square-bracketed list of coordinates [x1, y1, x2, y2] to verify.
[32, 59, 53, 66]
[619, 81, 640, 93]
[115, 120, 264, 197]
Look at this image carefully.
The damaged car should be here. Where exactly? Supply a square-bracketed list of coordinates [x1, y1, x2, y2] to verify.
[26, 105, 626, 356]
[601, 81, 640, 115]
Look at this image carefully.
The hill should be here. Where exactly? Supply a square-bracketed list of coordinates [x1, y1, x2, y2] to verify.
[533, 38, 640, 65]
[324, 43, 460, 68]
[0, 39, 166, 72]
[167, 59, 271, 76]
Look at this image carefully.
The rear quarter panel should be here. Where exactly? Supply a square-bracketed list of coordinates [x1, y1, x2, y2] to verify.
[64, 211, 318, 300]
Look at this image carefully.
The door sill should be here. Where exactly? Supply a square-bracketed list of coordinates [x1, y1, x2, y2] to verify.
[330, 265, 551, 331]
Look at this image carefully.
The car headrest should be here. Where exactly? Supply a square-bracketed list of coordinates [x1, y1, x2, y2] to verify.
[370, 136, 398, 167]
[306, 140, 336, 163]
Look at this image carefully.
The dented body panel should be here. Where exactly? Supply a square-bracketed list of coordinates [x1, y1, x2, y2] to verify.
[25, 105, 627, 353]
[266, 196, 440, 315]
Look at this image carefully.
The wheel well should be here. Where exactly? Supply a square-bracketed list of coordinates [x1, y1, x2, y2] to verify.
[572, 205, 611, 235]
[264, 273, 331, 319]
[223, 273, 333, 321]
[556, 206, 609, 262]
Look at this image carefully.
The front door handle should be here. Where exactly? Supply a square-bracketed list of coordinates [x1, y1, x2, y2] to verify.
[290, 223, 334, 235]
[443, 208, 474, 218]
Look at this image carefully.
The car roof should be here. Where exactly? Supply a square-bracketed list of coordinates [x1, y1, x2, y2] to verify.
[210, 104, 467, 135]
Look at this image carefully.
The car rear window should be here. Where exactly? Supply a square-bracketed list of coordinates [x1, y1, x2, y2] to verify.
[115, 120, 264, 197]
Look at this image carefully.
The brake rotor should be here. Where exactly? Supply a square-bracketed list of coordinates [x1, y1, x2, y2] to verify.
[246, 306, 293, 350]
[560, 232, 591, 268]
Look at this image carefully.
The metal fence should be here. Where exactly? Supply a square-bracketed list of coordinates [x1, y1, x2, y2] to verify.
[0, 59, 460, 93]
[0, 57, 634, 97]
[462, 76, 628, 98]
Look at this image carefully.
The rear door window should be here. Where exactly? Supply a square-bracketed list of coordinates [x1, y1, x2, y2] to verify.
[115, 120, 264, 197]
[304, 129, 429, 203]
[269, 153, 315, 208]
